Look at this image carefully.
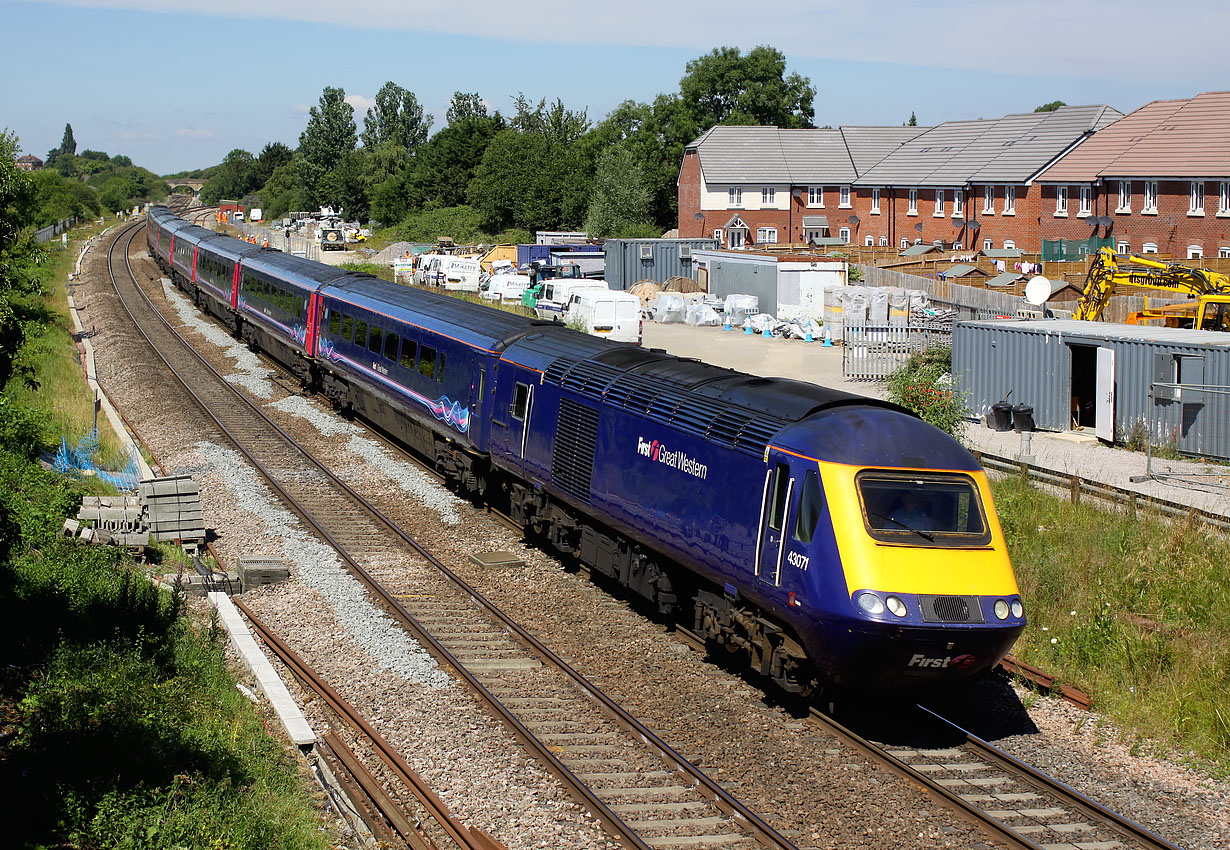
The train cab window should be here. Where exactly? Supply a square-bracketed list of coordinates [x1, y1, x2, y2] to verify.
[368, 326, 383, 354]
[383, 332, 399, 361]
[768, 463, 791, 531]
[327, 310, 340, 336]
[419, 345, 437, 379]
[437, 351, 446, 382]
[857, 472, 990, 546]
[400, 339, 417, 369]
[339, 315, 354, 341]
[792, 471, 822, 544]
[512, 383, 530, 420]
[354, 320, 368, 348]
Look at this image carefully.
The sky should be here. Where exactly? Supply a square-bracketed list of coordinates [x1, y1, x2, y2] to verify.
[4, 0, 1229, 176]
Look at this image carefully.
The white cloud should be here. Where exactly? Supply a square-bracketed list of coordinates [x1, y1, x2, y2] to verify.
[290, 104, 311, 114]
[176, 127, 214, 139]
[345, 93, 377, 114]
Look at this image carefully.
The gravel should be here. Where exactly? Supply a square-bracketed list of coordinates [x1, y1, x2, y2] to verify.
[160, 279, 275, 398]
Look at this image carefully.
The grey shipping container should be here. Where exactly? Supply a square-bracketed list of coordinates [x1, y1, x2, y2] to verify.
[692, 250, 780, 315]
[953, 319, 1230, 459]
[604, 238, 716, 291]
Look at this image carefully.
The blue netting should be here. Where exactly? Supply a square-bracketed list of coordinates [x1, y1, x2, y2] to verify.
[53, 427, 142, 491]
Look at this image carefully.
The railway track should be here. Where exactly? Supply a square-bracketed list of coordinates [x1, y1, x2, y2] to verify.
[107, 221, 810, 849]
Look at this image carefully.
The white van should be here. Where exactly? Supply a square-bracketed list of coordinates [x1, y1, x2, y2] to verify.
[533, 279, 609, 320]
[433, 256, 481, 292]
[565, 289, 642, 344]
[480, 273, 531, 304]
[413, 254, 444, 286]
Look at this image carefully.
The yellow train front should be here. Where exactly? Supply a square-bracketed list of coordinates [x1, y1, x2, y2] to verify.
[729, 402, 1025, 692]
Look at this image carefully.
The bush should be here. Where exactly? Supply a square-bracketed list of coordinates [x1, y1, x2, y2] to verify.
[885, 346, 967, 439]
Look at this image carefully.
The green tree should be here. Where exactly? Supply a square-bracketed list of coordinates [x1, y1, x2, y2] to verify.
[79, 149, 109, 162]
[29, 170, 100, 227]
[908, 111, 918, 126]
[0, 130, 40, 388]
[200, 148, 255, 204]
[584, 145, 651, 238]
[257, 158, 305, 219]
[298, 86, 358, 210]
[361, 81, 432, 153]
[446, 91, 488, 125]
[679, 46, 815, 129]
[111, 154, 132, 167]
[46, 123, 76, 166]
[1034, 100, 1067, 113]
[406, 112, 505, 210]
[249, 141, 293, 189]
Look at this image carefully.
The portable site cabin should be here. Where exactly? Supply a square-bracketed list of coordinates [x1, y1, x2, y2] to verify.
[953, 319, 1230, 459]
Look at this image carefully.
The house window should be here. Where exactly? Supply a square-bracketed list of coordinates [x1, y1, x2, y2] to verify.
[756, 227, 778, 244]
[713, 229, 724, 246]
[1079, 186, 1092, 215]
[871, 188, 880, 214]
[934, 190, 945, 217]
[983, 185, 994, 214]
[1142, 242, 1158, 254]
[1056, 186, 1068, 215]
[762, 187, 776, 206]
[900, 238, 910, 249]
[1117, 241, 1130, 254]
[1190, 182, 1205, 214]
[1220, 247, 1230, 258]
[1144, 181, 1158, 213]
[1003, 240, 1016, 250]
[728, 187, 742, 207]
[1221, 182, 1230, 214]
[983, 238, 993, 250]
[908, 189, 918, 214]
[808, 186, 823, 207]
[953, 191, 963, 217]
[1003, 186, 1015, 214]
[839, 185, 851, 207]
[1187, 244, 1203, 259]
[865, 234, 875, 246]
[1117, 181, 1131, 212]
[839, 227, 850, 243]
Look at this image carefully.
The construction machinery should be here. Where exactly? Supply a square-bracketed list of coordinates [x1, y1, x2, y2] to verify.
[1075, 247, 1230, 331]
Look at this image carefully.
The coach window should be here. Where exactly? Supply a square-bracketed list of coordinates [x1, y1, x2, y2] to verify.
[295, 296, 305, 317]
[354, 320, 368, 349]
[400, 338, 417, 369]
[383, 332, 399, 361]
[368, 325, 383, 354]
[327, 310, 340, 336]
[768, 462, 791, 531]
[792, 471, 822, 544]
[437, 351, 446, 382]
[419, 345, 437, 379]
[339, 314, 354, 341]
[512, 383, 530, 420]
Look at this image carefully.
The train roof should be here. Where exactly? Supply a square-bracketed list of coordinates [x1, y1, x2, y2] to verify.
[198, 232, 268, 262]
[321, 277, 539, 353]
[242, 251, 354, 290]
[169, 224, 217, 247]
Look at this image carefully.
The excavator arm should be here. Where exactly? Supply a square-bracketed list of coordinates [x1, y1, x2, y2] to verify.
[1075, 247, 1230, 322]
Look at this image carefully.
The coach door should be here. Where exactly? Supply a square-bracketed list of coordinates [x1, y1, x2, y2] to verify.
[491, 368, 534, 464]
[755, 457, 794, 589]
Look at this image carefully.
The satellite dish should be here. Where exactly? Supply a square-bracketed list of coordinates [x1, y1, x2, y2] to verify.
[968, 220, 981, 231]
[1101, 215, 1114, 228]
[792, 188, 803, 197]
[693, 212, 705, 221]
[915, 223, 924, 232]
[1025, 275, 1053, 306]
[847, 215, 860, 225]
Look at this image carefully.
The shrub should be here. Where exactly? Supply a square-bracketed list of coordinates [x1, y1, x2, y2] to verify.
[885, 346, 967, 439]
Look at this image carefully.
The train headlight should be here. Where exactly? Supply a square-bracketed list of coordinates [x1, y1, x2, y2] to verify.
[1011, 599, 1024, 619]
[994, 599, 1010, 620]
[886, 596, 907, 617]
[856, 592, 885, 615]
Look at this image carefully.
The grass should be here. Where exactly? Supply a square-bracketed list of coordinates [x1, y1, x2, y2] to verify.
[993, 474, 1230, 772]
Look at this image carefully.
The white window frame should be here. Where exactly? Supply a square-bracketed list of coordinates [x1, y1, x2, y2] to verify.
[838, 227, 850, 243]
[952, 191, 963, 218]
[900, 238, 910, 249]
[1055, 186, 1068, 216]
[756, 227, 777, 244]
[1003, 185, 1015, 215]
[1220, 182, 1230, 215]
[1003, 240, 1016, 250]
[713, 229, 724, 246]
[934, 189, 945, 217]
[907, 189, 918, 215]
[879, 235, 887, 246]
[1143, 181, 1158, 213]
[1187, 244, 1203, 259]
[839, 185, 851, 208]
[1142, 241, 1158, 254]
[761, 187, 776, 207]
[870, 188, 880, 214]
[1117, 240, 1130, 254]
[1079, 186, 1092, 216]
[983, 238, 993, 251]
[983, 185, 994, 214]
[728, 187, 742, 208]
[1117, 181, 1131, 213]
[865, 234, 875, 247]
[1189, 181, 1205, 215]
[1219, 246, 1230, 258]
[807, 186, 824, 207]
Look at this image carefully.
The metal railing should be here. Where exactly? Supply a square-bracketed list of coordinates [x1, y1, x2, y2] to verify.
[1130, 381, 1230, 486]
[842, 324, 952, 380]
[34, 216, 78, 243]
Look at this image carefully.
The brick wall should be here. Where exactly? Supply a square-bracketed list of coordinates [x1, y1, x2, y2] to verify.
[678, 150, 703, 238]
[1098, 180, 1230, 258]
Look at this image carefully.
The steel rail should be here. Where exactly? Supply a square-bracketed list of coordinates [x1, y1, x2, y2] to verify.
[110, 223, 803, 850]
[915, 704, 1187, 850]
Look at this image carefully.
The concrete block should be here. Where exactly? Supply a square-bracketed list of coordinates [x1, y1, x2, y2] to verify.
[62, 518, 80, 538]
[237, 556, 290, 591]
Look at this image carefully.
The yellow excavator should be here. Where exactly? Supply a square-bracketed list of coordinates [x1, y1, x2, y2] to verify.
[1075, 247, 1230, 331]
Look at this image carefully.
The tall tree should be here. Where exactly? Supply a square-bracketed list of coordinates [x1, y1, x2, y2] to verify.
[584, 145, 651, 238]
[446, 91, 488, 125]
[361, 82, 432, 153]
[46, 123, 77, 167]
[250, 141, 293, 188]
[907, 111, 918, 126]
[679, 46, 815, 129]
[1034, 100, 1067, 113]
[0, 130, 39, 388]
[404, 112, 505, 212]
[298, 86, 357, 210]
[200, 148, 255, 204]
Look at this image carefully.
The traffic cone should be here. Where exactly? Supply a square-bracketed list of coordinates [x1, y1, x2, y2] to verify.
[804, 326, 814, 342]
[762, 323, 772, 338]
[723, 314, 732, 331]
[823, 326, 833, 347]
[743, 317, 754, 335]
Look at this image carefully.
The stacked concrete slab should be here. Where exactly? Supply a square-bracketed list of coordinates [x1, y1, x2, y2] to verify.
[139, 475, 205, 551]
[74, 496, 150, 547]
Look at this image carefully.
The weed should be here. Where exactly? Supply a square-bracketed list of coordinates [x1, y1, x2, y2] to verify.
[885, 346, 968, 439]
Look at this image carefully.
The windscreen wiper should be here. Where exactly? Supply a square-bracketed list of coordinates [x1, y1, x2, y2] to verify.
[870, 511, 935, 542]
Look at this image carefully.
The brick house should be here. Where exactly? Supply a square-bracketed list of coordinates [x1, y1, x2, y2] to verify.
[1035, 92, 1230, 260]
[16, 154, 43, 171]
[678, 106, 1121, 253]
